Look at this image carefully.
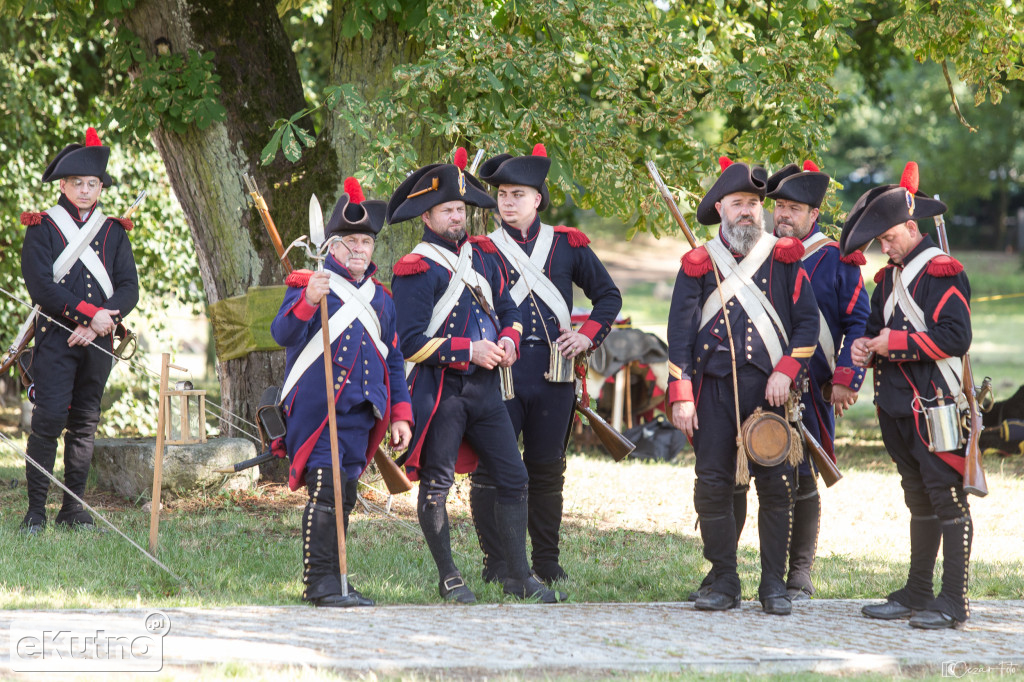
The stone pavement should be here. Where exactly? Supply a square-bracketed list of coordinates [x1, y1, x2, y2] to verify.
[2, 600, 1023, 677]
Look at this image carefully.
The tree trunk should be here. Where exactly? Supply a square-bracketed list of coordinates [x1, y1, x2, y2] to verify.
[120, 0, 337, 464]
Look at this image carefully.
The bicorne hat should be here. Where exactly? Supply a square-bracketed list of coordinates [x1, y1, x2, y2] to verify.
[41, 127, 114, 187]
[478, 143, 551, 211]
[839, 162, 947, 257]
[326, 177, 386, 239]
[766, 160, 830, 208]
[696, 156, 768, 225]
[386, 148, 497, 224]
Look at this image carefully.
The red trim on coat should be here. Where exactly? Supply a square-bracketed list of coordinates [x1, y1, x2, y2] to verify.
[793, 268, 810, 304]
[553, 225, 590, 247]
[469, 235, 497, 253]
[289, 295, 318, 322]
[682, 246, 712, 278]
[833, 365, 857, 388]
[773, 236, 804, 263]
[578, 319, 603, 341]
[911, 332, 948, 360]
[845, 277, 864, 315]
[75, 301, 101, 319]
[449, 337, 472, 371]
[393, 254, 430, 276]
[774, 355, 802, 382]
[933, 286, 970, 322]
[926, 255, 964, 278]
[286, 269, 314, 287]
[20, 212, 44, 226]
[839, 250, 866, 266]
[391, 402, 413, 424]
[888, 330, 909, 352]
[668, 379, 694, 404]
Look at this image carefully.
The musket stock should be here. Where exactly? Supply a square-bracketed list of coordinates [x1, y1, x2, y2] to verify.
[577, 400, 636, 461]
[800, 423, 842, 488]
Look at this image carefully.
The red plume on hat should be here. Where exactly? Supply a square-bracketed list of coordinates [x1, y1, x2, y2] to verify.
[719, 156, 733, 171]
[900, 161, 920, 193]
[85, 127, 102, 146]
[454, 147, 468, 170]
[343, 176, 365, 204]
[803, 160, 820, 172]
[532, 143, 547, 158]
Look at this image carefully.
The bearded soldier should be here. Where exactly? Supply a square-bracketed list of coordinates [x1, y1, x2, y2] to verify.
[844, 162, 974, 630]
[271, 178, 412, 607]
[469, 143, 622, 585]
[19, 127, 139, 534]
[667, 157, 819, 616]
[766, 161, 870, 599]
[389, 149, 564, 604]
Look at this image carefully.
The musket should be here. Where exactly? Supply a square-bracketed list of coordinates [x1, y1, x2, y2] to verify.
[933, 201, 988, 497]
[241, 174, 413, 495]
[1, 190, 147, 376]
[799, 422, 842, 488]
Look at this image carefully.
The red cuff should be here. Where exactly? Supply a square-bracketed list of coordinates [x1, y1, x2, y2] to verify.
[499, 327, 521, 353]
[290, 294, 318, 322]
[75, 301, 101, 319]
[578, 319, 603, 342]
[391, 402, 413, 424]
[668, 379, 694, 404]
[449, 337, 472, 371]
[774, 355, 802, 382]
[888, 330, 909, 352]
[833, 366, 857, 389]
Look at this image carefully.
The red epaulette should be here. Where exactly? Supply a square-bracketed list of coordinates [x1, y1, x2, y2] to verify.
[773, 236, 804, 263]
[469, 235, 497, 253]
[874, 264, 893, 284]
[20, 212, 44, 226]
[285, 269, 314, 288]
[681, 246, 712, 278]
[393, 253, 430, 276]
[553, 225, 590, 248]
[926, 254, 964, 277]
[839, 249, 866, 266]
[110, 216, 134, 231]
[373, 276, 392, 296]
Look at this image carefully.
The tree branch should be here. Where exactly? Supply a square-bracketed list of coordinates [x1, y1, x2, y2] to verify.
[942, 59, 977, 133]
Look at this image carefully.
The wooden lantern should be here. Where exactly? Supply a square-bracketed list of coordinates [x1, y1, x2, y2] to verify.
[163, 380, 207, 445]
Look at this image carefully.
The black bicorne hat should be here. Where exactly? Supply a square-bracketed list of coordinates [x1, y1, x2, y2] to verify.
[326, 177, 386, 239]
[41, 127, 114, 187]
[696, 156, 768, 225]
[478, 143, 551, 211]
[766, 160, 830, 208]
[839, 162, 947, 257]
[386, 148, 497, 224]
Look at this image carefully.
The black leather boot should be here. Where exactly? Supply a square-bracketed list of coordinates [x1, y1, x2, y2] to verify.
[419, 485, 475, 603]
[688, 484, 746, 601]
[301, 468, 361, 608]
[692, 480, 741, 610]
[55, 408, 101, 529]
[496, 499, 566, 603]
[912, 514, 972, 629]
[786, 473, 820, 600]
[755, 473, 794, 616]
[864, 514, 941, 620]
[21, 408, 67, 535]
[527, 458, 568, 584]
[469, 468, 506, 583]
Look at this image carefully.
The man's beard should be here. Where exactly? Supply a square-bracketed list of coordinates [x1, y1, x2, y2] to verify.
[721, 210, 764, 256]
[774, 215, 812, 240]
[443, 224, 467, 242]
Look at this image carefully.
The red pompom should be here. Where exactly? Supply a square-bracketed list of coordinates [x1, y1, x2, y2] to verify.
[874, 264, 892, 284]
[344, 177, 365, 204]
[773, 236, 804, 263]
[926, 255, 964, 278]
[286, 269, 314, 288]
[718, 156, 733, 171]
[454, 147, 468, 170]
[900, 162, 919, 194]
[839, 249, 866, 266]
[111, 216, 134, 232]
[803, 160, 820, 172]
[682, 246, 712, 277]
[532, 143, 547, 157]
[20, 211, 44, 226]
[553, 225, 590, 247]
[393, 253, 430, 276]
[85, 127, 101, 146]
[469, 235, 497, 253]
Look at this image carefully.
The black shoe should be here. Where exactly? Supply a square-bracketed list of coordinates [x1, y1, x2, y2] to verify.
[532, 562, 568, 585]
[347, 585, 375, 607]
[311, 592, 362, 608]
[19, 511, 45, 536]
[909, 609, 961, 630]
[862, 599, 914, 620]
[787, 587, 811, 602]
[55, 507, 95, 529]
[762, 595, 793, 616]
[687, 585, 712, 602]
[694, 591, 740, 611]
[439, 572, 476, 604]
[503, 574, 567, 603]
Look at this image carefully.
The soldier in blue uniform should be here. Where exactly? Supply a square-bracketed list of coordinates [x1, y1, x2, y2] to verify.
[767, 160, 870, 599]
[19, 127, 139, 534]
[271, 178, 413, 607]
[469, 143, 622, 585]
[843, 162, 974, 630]
[667, 157, 819, 616]
[389, 149, 564, 604]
